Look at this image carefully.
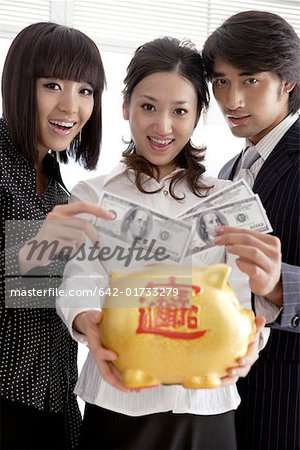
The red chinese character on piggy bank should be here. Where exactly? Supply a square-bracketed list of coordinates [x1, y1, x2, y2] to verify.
[100, 263, 256, 389]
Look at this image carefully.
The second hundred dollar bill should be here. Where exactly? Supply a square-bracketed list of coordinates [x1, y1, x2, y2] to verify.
[95, 192, 192, 263]
[179, 179, 253, 218]
[184, 195, 273, 255]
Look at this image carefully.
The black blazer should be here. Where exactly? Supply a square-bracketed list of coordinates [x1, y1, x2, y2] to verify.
[219, 118, 300, 450]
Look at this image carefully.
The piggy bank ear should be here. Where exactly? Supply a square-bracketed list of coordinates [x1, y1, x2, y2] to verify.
[203, 264, 231, 290]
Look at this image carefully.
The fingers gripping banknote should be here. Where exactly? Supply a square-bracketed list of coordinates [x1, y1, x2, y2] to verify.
[183, 195, 273, 255]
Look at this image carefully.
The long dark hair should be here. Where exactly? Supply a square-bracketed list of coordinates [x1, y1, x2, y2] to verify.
[203, 10, 300, 115]
[2, 22, 106, 168]
[122, 36, 211, 200]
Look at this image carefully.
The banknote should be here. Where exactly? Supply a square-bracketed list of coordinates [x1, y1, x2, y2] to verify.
[95, 192, 193, 263]
[179, 179, 253, 218]
[184, 195, 273, 255]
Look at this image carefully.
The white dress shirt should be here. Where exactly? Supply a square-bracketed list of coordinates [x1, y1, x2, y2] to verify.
[56, 163, 259, 416]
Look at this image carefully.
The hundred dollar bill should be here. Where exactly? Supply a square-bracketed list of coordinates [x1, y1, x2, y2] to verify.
[95, 192, 193, 263]
[184, 195, 273, 255]
[179, 179, 253, 218]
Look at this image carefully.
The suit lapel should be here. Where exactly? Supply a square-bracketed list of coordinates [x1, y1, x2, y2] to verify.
[218, 154, 241, 180]
[218, 118, 300, 193]
[253, 118, 300, 203]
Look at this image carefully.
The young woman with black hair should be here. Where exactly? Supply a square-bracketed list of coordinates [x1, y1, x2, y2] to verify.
[0, 22, 112, 449]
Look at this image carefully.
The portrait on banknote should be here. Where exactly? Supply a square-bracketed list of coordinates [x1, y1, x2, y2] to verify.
[121, 207, 153, 243]
[196, 210, 228, 245]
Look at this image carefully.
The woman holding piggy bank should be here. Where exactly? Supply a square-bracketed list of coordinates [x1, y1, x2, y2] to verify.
[57, 36, 281, 449]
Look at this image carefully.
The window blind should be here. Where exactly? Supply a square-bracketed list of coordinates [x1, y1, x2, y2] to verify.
[0, 0, 52, 38]
[72, 0, 300, 51]
[208, 0, 300, 36]
[0, 0, 299, 50]
[73, 0, 209, 52]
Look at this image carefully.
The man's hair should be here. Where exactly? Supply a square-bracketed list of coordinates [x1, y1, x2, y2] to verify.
[202, 10, 300, 114]
[2, 22, 106, 167]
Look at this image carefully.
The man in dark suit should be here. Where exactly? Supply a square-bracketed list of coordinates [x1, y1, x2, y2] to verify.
[203, 10, 300, 450]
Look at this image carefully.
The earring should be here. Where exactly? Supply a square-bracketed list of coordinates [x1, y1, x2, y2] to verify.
[128, 141, 136, 154]
[122, 137, 135, 154]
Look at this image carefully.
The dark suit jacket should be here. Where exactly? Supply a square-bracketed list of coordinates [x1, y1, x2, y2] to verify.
[219, 117, 300, 450]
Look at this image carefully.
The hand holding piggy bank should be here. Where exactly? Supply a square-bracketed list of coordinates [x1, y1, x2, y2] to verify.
[100, 263, 256, 389]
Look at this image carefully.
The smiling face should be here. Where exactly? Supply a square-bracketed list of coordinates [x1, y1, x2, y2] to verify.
[123, 71, 198, 179]
[36, 78, 94, 159]
[212, 58, 293, 144]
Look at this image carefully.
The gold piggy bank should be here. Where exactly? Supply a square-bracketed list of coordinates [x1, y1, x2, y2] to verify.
[100, 263, 256, 389]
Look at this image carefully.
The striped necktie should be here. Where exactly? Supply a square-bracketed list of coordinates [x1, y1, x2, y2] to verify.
[235, 146, 260, 187]
[241, 146, 260, 169]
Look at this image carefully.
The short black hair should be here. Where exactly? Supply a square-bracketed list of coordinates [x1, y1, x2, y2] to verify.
[202, 10, 300, 114]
